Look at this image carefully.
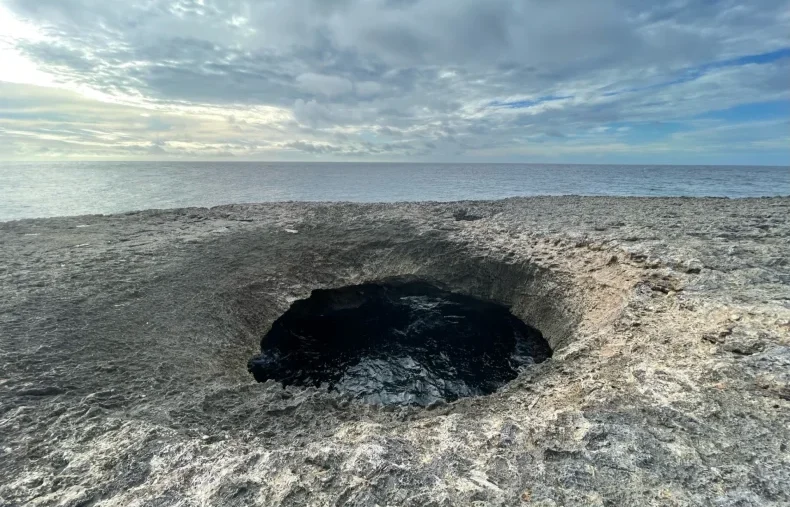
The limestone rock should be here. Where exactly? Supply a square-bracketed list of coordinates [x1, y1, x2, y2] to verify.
[1, 197, 789, 506]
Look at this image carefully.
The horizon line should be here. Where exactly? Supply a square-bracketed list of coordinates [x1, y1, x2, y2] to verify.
[2, 160, 789, 168]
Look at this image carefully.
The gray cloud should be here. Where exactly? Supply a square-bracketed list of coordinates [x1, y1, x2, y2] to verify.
[1, 0, 789, 162]
[296, 73, 353, 97]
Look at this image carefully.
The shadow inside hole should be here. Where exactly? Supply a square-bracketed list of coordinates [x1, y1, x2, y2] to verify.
[248, 278, 552, 406]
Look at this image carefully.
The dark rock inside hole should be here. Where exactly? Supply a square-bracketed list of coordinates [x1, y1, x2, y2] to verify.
[248, 279, 552, 406]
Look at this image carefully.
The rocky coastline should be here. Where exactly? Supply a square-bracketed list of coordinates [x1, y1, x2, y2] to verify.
[1, 196, 789, 506]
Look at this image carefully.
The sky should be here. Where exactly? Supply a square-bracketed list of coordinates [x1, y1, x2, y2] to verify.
[0, 0, 788, 165]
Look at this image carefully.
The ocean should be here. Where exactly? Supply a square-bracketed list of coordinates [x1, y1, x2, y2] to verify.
[0, 161, 787, 221]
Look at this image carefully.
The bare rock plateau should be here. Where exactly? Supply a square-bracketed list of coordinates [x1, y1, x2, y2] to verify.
[1, 197, 789, 506]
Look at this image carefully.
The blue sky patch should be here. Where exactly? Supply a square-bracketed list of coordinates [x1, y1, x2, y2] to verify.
[698, 100, 790, 122]
[489, 95, 571, 109]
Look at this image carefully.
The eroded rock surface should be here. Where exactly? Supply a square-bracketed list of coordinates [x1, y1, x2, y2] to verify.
[1, 197, 789, 506]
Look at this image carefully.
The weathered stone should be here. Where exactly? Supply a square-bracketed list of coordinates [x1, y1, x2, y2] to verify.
[1, 197, 789, 506]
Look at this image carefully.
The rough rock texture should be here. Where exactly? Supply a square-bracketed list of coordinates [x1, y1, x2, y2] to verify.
[1, 197, 789, 506]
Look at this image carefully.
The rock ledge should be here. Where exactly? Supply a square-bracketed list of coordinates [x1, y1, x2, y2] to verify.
[1, 196, 789, 506]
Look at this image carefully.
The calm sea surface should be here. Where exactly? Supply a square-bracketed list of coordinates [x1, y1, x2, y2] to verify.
[1, 162, 788, 221]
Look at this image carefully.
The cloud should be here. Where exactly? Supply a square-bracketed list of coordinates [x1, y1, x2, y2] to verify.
[0, 0, 788, 163]
[283, 140, 344, 154]
[296, 73, 353, 97]
[356, 81, 383, 97]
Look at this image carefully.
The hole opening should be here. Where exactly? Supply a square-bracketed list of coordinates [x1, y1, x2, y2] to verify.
[248, 278, 552, 406]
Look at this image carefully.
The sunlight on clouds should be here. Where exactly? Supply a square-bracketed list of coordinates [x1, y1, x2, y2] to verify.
[0, 0, 788, 163]
[0, 46, 55, 87]
[0, 6, 53, 87]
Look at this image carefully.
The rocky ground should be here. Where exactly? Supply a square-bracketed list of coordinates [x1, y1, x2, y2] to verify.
[1, 196, 788, 507]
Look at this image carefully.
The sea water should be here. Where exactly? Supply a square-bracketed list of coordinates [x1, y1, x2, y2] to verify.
[1, 161, 787, 221]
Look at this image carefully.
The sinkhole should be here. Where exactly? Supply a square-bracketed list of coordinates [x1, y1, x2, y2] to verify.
[247, 279, 552, 406]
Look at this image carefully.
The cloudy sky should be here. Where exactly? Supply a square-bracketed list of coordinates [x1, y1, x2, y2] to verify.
[0, 0, 788, 164]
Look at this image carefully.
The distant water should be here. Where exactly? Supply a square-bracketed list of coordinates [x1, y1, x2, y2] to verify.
[0, 161, 787, 221]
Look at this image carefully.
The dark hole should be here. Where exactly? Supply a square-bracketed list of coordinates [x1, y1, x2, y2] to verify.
[248, 279, 552, 406]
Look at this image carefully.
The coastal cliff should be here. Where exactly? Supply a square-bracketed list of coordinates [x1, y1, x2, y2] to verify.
[1, 196, 789, 506]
